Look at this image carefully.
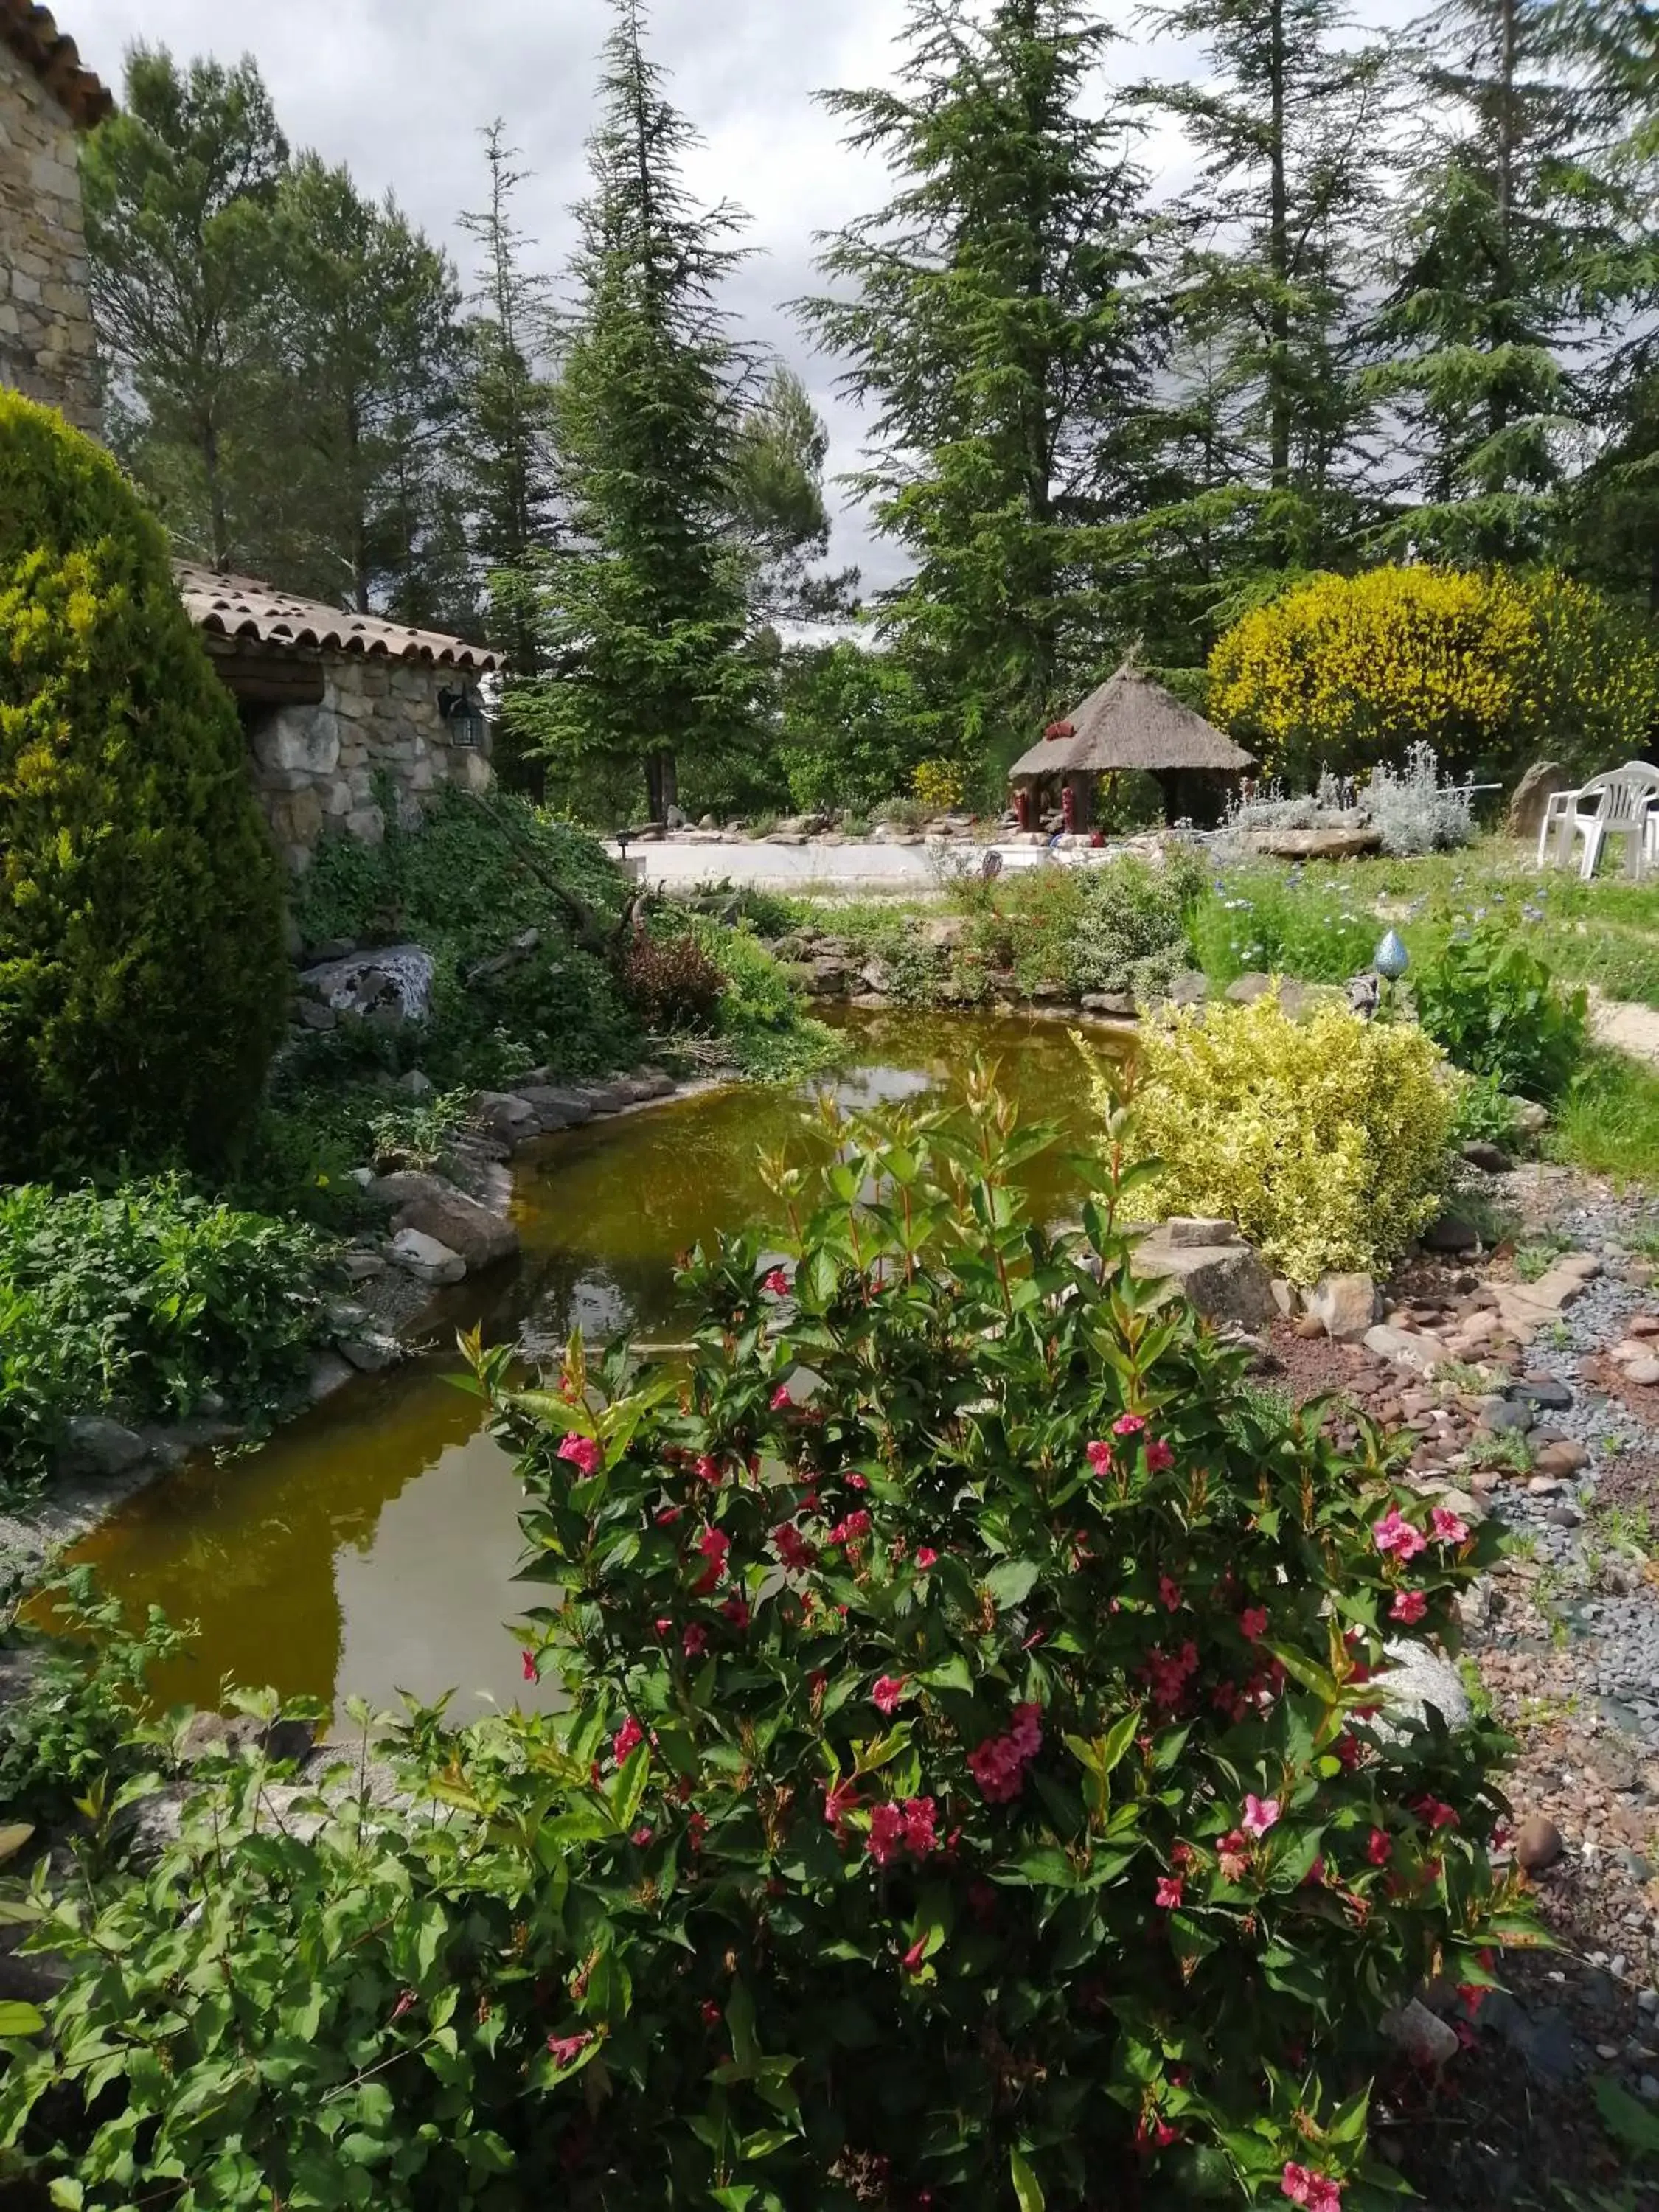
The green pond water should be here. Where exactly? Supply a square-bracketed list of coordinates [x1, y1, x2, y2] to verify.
[73, 1010, 1109, 1721]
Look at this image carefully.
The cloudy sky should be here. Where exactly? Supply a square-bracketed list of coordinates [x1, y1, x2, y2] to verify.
[63, 0, 1418, 589]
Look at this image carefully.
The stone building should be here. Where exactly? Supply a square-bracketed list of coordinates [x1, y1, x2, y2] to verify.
[0, 3, 105, 434]
[175, 566, 500, 872]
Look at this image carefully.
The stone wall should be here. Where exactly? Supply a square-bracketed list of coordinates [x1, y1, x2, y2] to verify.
[0, 38, 99, 435]
[237, 652, 493, 871]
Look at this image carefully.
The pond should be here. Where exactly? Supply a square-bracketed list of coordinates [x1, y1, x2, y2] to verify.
[71, 1011, 1110, 1722]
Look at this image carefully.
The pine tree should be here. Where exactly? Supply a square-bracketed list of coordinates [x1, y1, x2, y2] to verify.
[804, 0, 1160, 771]
[263, 156, 469, 622]
[1369, 0, 1611, 562]
[458, 127, 560, 694]
[1133, 0, 1396, 643]
[520, 0, 754, 824]
[727, 366, 860, 626]
[80, 46, 289, 571]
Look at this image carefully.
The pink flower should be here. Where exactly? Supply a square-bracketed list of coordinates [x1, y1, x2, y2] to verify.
[547, 2031, 593, 2070]
[762, 1269, 790, 1296]
[1390, 1587, 1427, 1624]
[1335, 1733, 1360, 1770]
[389, 1988, 417, 2023]
[1241, 1605, 1269, 1641]
[1146, 1439, 1175, 1473]
[1009, 1703, 1042, 1759]
[868, 1802, 908, 1866]
[915, 1547, 939, 1571]
[1366, 1828, 1391, 1865]
[846, 1474, 869, 1491]
[1113, 1413, 1146, 1437]
[722, 1596, 751, 1630]
[872, 1675, 908, 1716]
[558, 1433, 602, 1478]
[1283, 2163, 1343, 2211]
[655, 1503, 684, 1526]
[1217, 1829, 1251, 1882]
[630, 1826, 653, 1846]
[682, 1623, 708, 1660]
[772, 1523, 816, 1573]
[1085, 1439, 1113, 1475]
[521, 1649, 539, 1684]
[694, 1455, 723, 1485]
[1242, 1794, 1280, 1838]
[1412, 1794, 1459, 1831]
[1158, 1575, 1183, 1613]
[1372, 1506, 1428, 1561]
[1431, 1506, 1470, 1545]
[1155, 1874, 1183, 1909]
[901, 1937, 928, 1974]
[967, 1705, 1042, 1804]
[693, 1527, 730, 1592]
[771, 1385, 792, 1411]
[826, 1509, 872, 1547]
[612, 1716, 644, 1764]
[902, 1797, 937, 1857]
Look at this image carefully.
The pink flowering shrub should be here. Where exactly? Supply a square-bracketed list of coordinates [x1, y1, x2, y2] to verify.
[3, 1068, 1529, 2211]
[480, 1062, 1525, 2208]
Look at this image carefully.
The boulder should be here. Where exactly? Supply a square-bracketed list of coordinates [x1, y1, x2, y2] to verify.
[338, 1333, 405, 1374]
[1161, 1217, 1242, 1249]
[60, 1416, 150, 1481]
[1377, 1641, 1472, 1732]
[299, 944, 434, 1021]
[1080, 992, 1137, 1018]
[1363, 1323, 1448, 1377]
[804, 959, 852, 998]
[1506, 760, 1569, 843]
[1514, 1813, 1564, 1873]
[1422, 1212, 1480, 1253]
[1133, 1229, 1279, 1331]
[518, 1085, 596, 1133]
[392, 1184, 519, 1273]
[1308, 1272, 1381, 1342]
[1239, 824, 1381, 861]
[389, 1229, 467, 1286]
[473, 1091, 540, 1147]
[1461, 1140, 1513, 1173]
[308, 1353, 357, 1403]
[1225, 973, 1274, 1005]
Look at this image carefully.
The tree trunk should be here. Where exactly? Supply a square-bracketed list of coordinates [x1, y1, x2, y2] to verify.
[644, 748, 678, 824]
[204, 413, 229, 572]
[1267, 0, 1293, 538]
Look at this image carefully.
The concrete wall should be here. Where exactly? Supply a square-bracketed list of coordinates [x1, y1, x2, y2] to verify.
[238, 651, 493, 872]
[0, 38, 99, 434]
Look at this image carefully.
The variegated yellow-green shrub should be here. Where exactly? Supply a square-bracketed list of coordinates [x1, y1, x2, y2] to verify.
[1081, 992, 1460, 1284]
[1208, 564, 1659, 785]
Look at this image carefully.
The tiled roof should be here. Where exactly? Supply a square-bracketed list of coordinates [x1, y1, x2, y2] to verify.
[0, 2, 113, 127]
[175, 563, 501, 673]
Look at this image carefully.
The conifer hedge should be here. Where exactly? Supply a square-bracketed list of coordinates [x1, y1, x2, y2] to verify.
[0, 394, 288, 1179]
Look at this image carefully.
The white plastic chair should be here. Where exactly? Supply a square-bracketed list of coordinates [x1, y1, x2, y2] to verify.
[1538, 762, 1659, 880]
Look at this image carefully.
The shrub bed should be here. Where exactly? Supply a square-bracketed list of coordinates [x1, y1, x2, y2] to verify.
[0, 1075, 1526, 2206]
[1096, 994, 1461, 1282]
[0, 1178, 332, 1498]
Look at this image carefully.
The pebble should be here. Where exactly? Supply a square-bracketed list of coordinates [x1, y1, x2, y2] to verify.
[1641, 2076, 1659, 2104]
[1517, 1815, 1565, 1872]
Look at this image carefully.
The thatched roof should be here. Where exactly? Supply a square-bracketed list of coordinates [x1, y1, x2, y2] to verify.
[1009, 665, 1254, 782]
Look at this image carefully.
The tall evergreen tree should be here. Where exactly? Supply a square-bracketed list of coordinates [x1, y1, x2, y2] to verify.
[804, 0, 1160, 768]
[1133, 0, 1396, 639]
[520, 0, 754, 824]
[264, 156, 469, 622]
[727, 365, 859, 625]
[80, 46, 289, 571]
[458, 126, 560, 692]
[1369, 0, 1609, 562]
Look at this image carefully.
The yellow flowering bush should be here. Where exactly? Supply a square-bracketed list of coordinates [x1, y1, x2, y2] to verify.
[1082, 992, 1459, 1283]
[911, 756, 969, 812]
[1208, 565, 1659, 785]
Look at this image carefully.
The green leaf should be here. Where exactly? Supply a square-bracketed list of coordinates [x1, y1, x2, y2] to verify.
[1010, 2146, 1046, 2211]
[1594, 2074, 1659, 2161]
[0, 1824, 34, 1866]
[0, 2000, 45, 2037]
[985, 1559, 1040, 1611]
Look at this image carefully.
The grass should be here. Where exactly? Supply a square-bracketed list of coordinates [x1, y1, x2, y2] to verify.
[1548, 1051, 1659, 1183]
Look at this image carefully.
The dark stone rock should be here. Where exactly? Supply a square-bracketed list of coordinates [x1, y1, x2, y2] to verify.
[1461, 1140, 1514, 1173]
[1423, 1214, 1481, 1253]
[1481, 1399, 1534, 1436]
[1512, 1376, 1573, 1412]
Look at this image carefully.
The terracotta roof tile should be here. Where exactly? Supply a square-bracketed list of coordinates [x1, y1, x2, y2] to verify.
[175, 563, 501, 674]
[0, 1, 112, 128]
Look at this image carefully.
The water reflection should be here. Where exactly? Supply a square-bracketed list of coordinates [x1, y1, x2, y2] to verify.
[73, 1010, 1108, 1717]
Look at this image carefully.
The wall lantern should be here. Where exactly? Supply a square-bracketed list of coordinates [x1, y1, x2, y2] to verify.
[438, 684, 487, 749]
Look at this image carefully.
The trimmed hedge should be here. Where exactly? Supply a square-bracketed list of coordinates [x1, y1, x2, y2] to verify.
[0, 394, 288, 1178]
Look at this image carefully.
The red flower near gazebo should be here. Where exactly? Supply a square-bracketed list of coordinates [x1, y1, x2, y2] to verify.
[1043, 719, 1076, 741]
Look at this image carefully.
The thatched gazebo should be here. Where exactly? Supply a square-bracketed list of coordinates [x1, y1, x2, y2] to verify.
[1009, 665, 1255, 832]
